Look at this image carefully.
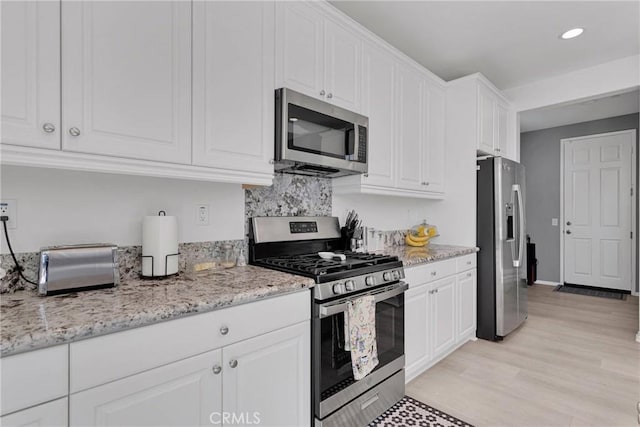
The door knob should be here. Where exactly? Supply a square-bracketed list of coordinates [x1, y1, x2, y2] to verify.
[212, 365, 222, 375]
[219, 326, 229, 335]
[69, 127, 81, 137]
[320, 90, 326, 96]
[566, 230, 572, 235]
[566, 221, 572, 226]
[229, 359, 238, 368]
[327, 93, 333, 99]
[42, 123, 56, 133]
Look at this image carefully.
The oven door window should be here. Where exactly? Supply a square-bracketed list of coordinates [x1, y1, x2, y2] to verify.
[317, 294, 404, 401]
[288, 104, 355, 160]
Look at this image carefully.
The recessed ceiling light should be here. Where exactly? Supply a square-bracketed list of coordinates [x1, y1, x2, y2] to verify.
[560, 28, 584, 40]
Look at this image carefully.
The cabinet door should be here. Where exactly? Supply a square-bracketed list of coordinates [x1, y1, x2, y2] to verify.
[276, 1, 324, 99]
[70, 349, 222, 427]
[323, 18, 361, 111]
[361, 42, 395, 188]
[457, 270, 477, 340]
[423, 82, 446, 193]
[404, 284, 430, 378]
[62, 1, 191, 164]
[395, 63, 424, 191]
[1, 1, 60, 149]
[477, 84, 495, 154]
[1, 398, 67, 427]
[431, 276, 457, 358]
[496, 101, 509, 158]
[192, 1, 274, 176]
[223, 322, 310, 427]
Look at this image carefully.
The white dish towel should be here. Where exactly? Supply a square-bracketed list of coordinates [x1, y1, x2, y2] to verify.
[345, 295, 379, 380]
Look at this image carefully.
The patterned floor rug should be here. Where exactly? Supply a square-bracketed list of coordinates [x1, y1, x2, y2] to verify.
[554, 283, 627, 300]
[368, 396, 474, 427]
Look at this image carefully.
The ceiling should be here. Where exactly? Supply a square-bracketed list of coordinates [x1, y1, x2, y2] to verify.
[330, 1, 640, 90]
[519, 88, 640, 132]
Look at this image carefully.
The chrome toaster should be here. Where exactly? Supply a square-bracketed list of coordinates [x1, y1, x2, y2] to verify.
[38, 244, 119, 295]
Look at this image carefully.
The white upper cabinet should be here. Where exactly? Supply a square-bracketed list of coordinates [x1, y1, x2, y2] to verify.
[323, 19, 361, 111]
[360, 41, 396, 188]
[1, 1, 60, 150]
[395, 62, 425, 191]
[423, 83, 446, 194]
[61, 1, 192, 164]
[448, 73, 517, 161]
[276, 1, 361, 111]
[192, 1, 274, 178]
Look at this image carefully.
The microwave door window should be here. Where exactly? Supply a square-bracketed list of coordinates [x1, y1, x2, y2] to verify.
[288, 104, 354, 159]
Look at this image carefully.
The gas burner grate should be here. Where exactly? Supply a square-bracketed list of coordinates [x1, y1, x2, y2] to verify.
[258, 252, 399, 276]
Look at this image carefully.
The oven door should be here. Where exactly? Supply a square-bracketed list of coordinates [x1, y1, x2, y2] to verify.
[313, 282, 406, 420]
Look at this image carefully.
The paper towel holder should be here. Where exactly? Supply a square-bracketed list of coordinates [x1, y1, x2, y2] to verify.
[140, 210, 179, 279]
[140, 253, 180, 279]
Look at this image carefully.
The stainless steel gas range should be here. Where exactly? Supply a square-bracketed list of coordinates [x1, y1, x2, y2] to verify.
[249, 216, 406, 427]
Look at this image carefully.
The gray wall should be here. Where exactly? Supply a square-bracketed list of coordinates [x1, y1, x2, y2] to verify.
[520, 113, 639, 290]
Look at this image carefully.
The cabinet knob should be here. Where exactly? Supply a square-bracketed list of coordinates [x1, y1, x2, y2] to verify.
[467, 272, 473, 277]
[435, 288, 439, 293]
[212, 365, 222, 375]
[229, 359, 238, 368]
[42, 123, 56, 133]
[566, 230, 572, 235]
[422, 182, 430, 186]
[268, 159, 275, 165]
[327, 93, 333, 99]
[566, 221, 571, 226]
[430, 271, 437, 276]
[220, 326, 229, 335]
[364, 173, 369, 178]
[320, 90, 326, 96]
[69, 127, 81, 137]
[495, 148, 501, 152]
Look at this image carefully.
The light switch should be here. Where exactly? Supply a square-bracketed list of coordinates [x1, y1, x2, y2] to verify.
[552, 218, 558, 226]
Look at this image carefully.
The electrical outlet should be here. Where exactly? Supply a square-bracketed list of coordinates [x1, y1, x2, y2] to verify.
[196, 204, 209, 226]
[552, 218, 558, 226]
[0, 200, 17, 229]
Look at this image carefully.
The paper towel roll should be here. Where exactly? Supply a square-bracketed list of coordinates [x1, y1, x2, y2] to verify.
[142, 212, 178, 277]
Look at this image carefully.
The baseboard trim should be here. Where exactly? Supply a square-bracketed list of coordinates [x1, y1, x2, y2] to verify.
[534, 280, 560, 287]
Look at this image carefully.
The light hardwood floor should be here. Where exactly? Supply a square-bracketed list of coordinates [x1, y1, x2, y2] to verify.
[407, 284, 640, 427]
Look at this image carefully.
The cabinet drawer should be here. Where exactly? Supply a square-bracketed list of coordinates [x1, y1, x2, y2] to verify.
[404, 258, 457, 287]
[1, 397, 68, 427]
[0, 345, 69, 416]
[456, 254, 477, 272]
[70, 290, 310, 393]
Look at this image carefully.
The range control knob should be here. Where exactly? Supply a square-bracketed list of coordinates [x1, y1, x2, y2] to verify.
[365, 276, 375, 286]
[332, 283, 345, 294]
[392, 270, 400, 280]
[383, 272, 392, 281]
[344, 280, 355, 291]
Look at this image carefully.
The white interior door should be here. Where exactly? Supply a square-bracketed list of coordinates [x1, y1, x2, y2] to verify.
[563, 131, 635, 291]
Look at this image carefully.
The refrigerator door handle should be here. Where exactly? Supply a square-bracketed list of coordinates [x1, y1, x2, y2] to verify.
[513, 184, 524, 267]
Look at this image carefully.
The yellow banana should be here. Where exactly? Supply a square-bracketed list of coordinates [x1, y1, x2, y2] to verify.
[417, 225, 427, 237]
[407, 233, 430, 243]
[405, 234, 427, 247]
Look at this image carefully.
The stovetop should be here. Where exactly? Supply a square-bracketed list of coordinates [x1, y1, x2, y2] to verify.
[254, 251, 400, 279]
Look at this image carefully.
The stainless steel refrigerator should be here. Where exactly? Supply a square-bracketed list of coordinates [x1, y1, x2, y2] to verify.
[477, 157, 528, 341]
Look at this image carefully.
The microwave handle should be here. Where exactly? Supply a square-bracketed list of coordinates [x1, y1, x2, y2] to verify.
[345, 126, 356, 161]
[318, 282, 407, 319]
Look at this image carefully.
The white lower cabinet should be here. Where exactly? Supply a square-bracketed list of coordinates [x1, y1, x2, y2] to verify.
[71, 350, 221, 426]
[70, 322, 310, 427]
[457, 270, 477, 339]
[404, 255, 477, 383]
[404, 285, 431, 378]
[431, 276, 457, 359]
[223, 322, 310, 427]
[1, 398, 68, 427]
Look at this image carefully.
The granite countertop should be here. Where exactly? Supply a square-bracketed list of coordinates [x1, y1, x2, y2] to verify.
[380, 243, 479, 267]
[0, 266, 314, 357]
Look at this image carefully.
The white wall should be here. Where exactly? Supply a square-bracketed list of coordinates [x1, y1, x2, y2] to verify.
[0, 166, 245, 253]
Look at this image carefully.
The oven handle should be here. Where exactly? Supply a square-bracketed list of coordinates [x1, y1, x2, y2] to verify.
[318, 282, 408, 319]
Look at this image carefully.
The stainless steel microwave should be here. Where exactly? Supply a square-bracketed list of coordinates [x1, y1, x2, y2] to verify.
[274, 88, 368, 178]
